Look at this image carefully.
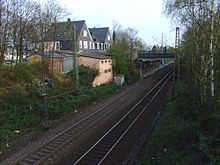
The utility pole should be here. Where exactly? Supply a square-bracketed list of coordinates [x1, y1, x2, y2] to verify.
[72, 22, 79, 88]
[52, 17, 56, 73]
[67, 18, 79, 88]
[175, 27, 180, 82]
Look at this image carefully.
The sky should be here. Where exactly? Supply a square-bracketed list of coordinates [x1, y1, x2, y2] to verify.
[57, 0, 177, 47]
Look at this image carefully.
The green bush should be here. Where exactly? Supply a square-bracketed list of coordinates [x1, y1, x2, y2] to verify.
[125, 68, 140, 84]
[0, 80, 120, 149]
[15, 64, 34, 83]
[68, 65, 98, 86]
[137, 78, 220, 164]
[1, 90, 28, 110]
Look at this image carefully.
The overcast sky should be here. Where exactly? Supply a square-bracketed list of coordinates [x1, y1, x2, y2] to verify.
[57, 0, 177, 47]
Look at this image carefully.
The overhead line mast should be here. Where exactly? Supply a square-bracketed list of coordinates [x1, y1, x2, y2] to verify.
[175, 27, 180, 82]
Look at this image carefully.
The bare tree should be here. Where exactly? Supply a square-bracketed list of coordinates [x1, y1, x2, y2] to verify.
[12, 0, 38, 64]
[0, 0, 10, 67]
[164, 0, 220, 101]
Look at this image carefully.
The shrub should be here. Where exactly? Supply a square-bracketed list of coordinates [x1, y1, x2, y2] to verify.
[68, 65, 98, 86]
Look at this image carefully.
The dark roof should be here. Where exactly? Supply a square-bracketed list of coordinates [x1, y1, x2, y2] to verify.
[78, 50, 112, 59]
[44, 50, 74, 58]
[89, 27, 110, 43]
[46, 20, 86, 41]
[73, 20, 85, 35]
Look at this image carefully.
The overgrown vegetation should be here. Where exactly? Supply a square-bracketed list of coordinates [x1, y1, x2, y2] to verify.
[0, 62, 120, 149]
[68, 65, 98, 86]
[137, 74, 220, 164]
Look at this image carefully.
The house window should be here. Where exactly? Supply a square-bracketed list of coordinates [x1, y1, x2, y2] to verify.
[79, 40, 83, 49]
[101, 61, 104, 64]
[89, 41, 92, 49]
[107, 35, 110, 41]
[83, 41, 88, 49]
[97, 43, 100, 49]
[105, 60, 107, 63]
[55, 41, 60, 50]
[83, 30, 87, 37]
[108, 60, 110, 63]
[104, 69, 111, 73]
[101, 43, 103, 50]
[93, 42, 95, 49]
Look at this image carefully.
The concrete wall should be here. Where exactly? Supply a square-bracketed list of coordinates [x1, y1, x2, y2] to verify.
[79, 56, 113, 87]
[79, 56, 100, 68]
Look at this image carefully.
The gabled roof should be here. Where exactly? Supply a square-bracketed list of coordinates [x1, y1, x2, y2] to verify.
[46, 20, 86, 41]
[73, 20, 85, 35]
[89, 27, 110, 43]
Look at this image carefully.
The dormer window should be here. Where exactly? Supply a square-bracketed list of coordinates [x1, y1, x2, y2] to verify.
[83, 30, 87, 37]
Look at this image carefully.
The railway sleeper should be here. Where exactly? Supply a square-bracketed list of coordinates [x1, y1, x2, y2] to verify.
[54, 139, 65, 145]
[48, 143, 59, 148]
[73, 128, 84, 133]
[29, 154, 42, 160]
[44, 145, 56, 150]
[39, 148, 51, 154]
[91, 149, 108, 156]
[23, 158, 36, 163]
[35, 151, 48, 156]
[63, 133, 73, 138]
[110, 134, 122, 140]
[81, 155, 103, 164]
[16, 162, 30, 165]
[102, 140, 115, 147]
[94, 146, 110, 153]
[59, 135, 70, 141]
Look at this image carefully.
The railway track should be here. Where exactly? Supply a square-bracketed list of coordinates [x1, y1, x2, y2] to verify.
[9, 64, 173, 165]
[73, 70, 173, 165]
